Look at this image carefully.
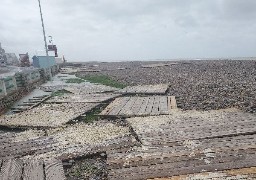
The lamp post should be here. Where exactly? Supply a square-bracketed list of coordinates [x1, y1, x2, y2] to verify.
[37, 0, 49, 57]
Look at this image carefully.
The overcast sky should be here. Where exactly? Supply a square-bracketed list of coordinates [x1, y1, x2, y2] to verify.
[0, 0, 256, 61]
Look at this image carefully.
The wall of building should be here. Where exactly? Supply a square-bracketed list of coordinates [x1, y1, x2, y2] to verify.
[0, 80, 7, 97]
[0, 65, 59, 113]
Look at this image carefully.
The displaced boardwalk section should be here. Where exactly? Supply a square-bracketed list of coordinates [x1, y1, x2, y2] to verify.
[0, 122, 137, 161]
[107, 109, 256, 180]
[63, 85, 118, 95]
[11, 95, 51, 114]
[118, 84, 169, 94]
[0, 103, 99, 128]
[148, 167, 256, 180]
[100, 96, 177, 117]
[0, 158, 66, 180]
[1, 66, 256, 179]
[46, 93, 120, 103]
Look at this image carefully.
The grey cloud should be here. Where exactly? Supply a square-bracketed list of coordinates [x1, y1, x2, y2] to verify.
[0, 0, 255, 61]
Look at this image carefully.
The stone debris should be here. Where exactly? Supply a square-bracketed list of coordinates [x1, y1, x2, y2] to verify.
[48, 122, 130, 146]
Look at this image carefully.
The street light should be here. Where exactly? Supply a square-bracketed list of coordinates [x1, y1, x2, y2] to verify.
[37, 0, 49, 57]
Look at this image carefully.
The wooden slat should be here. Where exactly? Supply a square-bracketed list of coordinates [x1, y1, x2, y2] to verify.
[151, 96, 160, 115]
[108, 97, 131, 115]
[159, 96, 168, 113]
[108, 154, 256, 180]
[0, 159, 2, 171]
[0, 159, 23, 180]
[170, 96, 177, 109]
[23, 160, 44, 180]
[45, 159, 66, 180]
[107, 138, 256, 169]
[100, 98, 122, 115]
[101, 96, 174, 117]
[119, 84, 168, 94]
[0, 137, 55, 159]
[138, 97, 150, 115]
[119, 97, 138, 116]
[130, 97, 145, 116]
[144, 97, 155, 115]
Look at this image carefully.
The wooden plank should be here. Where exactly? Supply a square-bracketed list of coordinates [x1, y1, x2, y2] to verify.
[119, 97, 139, 116]
[151, 96, 160, 115]
[23, 160, 44, 180]
[133, 86, 141, 93]
[138, 97, 150, 115]
[167, 96, 172, 112]
[130, 97, 145, 116]
[45, 159, 66, 180]
[0, 137, 55, 159]
[170, 96, 177, 109]
[108, 154, 256, 180]
[142, 125, 256, 145]
[120, 84, 168, 94]
[100, 98, 122, 115]
[0, 159, 23, 180]
[108, 97, 131, 115]
[144, 96, 155, 115]
[107, 142, 256, 169]
[159, 96, 168, 113]
[0, 159, 2, 171]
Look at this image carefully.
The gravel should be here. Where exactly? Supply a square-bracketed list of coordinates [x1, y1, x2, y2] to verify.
[77, 60, 256, 113]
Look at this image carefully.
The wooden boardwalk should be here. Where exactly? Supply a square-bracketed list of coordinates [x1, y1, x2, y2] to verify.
[64, 85, 119, 95]
[118, 84, 169, 94]
[147, 168, 256, 180]
[107, 110, 256, 180]
[100, 96, 177, 117]
[0, 133, 56, 159]
[0, 159, 66, 180]
[0, 122, 137, 161]
[46, 93, 120, 103]
[0, 102, 99, 128]
[11, 95, 51, 113]
[141, 63, 178, 68]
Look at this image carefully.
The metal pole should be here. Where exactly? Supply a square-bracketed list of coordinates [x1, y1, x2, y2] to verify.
[38, 0, 49, 57]
[37, 0, 52, 80]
